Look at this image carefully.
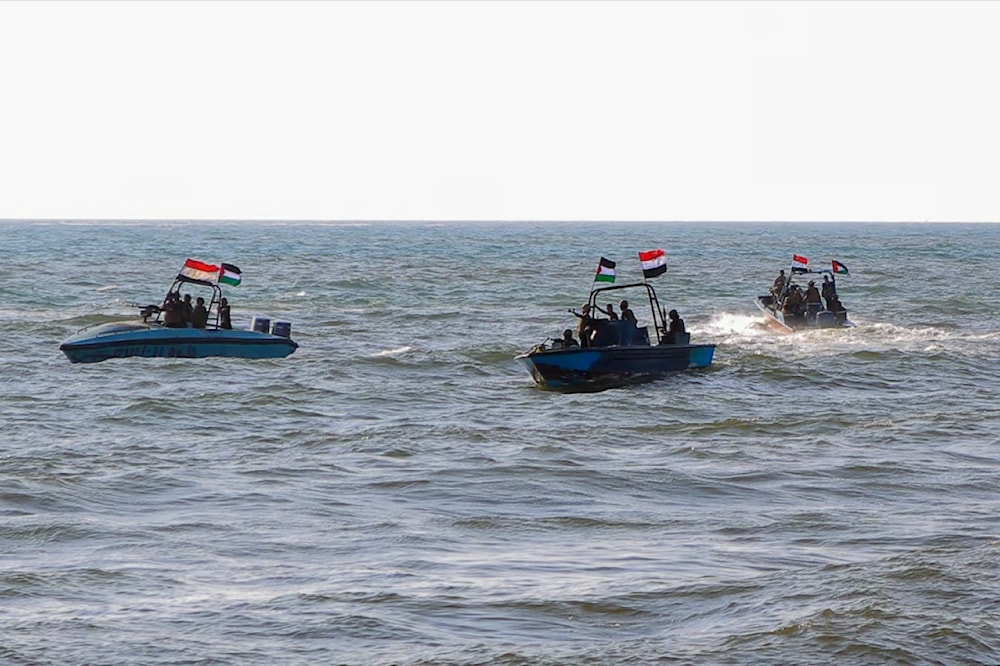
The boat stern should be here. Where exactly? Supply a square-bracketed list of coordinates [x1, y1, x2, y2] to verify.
[687, 344, 715, 369]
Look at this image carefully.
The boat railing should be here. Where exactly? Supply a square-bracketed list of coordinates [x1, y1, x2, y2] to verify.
[586, 281, 668, 344]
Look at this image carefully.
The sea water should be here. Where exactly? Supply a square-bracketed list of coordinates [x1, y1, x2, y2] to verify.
[1, 220, 998, 664]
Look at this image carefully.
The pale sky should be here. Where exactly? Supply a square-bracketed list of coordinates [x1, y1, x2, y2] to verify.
[1, 1, 998, 222]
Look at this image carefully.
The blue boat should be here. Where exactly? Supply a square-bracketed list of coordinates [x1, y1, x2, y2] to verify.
[60, 266, 298, 364]
[517, 281, 715, 391]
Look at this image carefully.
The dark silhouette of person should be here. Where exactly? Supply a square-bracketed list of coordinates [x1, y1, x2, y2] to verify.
[573, 304, 597, 347]
[162, 292, 185, 328]
[597, 303, 619, 320]
[668, 309, 686, 334]
[804, 280, 822, 304]
[772, 269, 787, 297]
[619, 300, 637, 323]
[821, 275, 838, 311]
[180, 293, 193, 325]
[552, 328, 578, 349]
[782, 285, 804, 315]
[190, 297, 209, 329]
[218, 297, 232, 329]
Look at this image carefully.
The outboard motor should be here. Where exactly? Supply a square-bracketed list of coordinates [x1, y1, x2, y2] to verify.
[815, 310, 836, 328]
[271, 321, 292, 338]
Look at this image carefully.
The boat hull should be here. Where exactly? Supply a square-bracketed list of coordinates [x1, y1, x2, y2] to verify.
[59, 322, 298, 364]
[518, 343, 715, 391]
[755, 296, 853, 333]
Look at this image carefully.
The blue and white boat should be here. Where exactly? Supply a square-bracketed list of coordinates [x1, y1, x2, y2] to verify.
[517, 281, 715, 391]
[754, 292, 854, 333]
[755, 256, 854, 333]
[60, 261, 298, 364]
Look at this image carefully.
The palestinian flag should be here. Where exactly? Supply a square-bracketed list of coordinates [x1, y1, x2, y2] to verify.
[179, 258, 220, 283]
[219, 263, 242, 286]
[639, 249, 667, 279]
[791, 254, 809, 274]
[831, 260, 849, 276]
[595, 257, 616, 283]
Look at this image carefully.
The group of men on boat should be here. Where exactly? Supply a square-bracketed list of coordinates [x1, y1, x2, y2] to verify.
[548, 299, 686, 349]
[156, 291, 233, 329]
[770, 270, 846, 321]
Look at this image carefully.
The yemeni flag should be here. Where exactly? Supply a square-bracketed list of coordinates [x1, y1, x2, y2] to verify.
[219, 263, 242, 286]
[831, 260, 849, 276]
[639, 249, 667, 279]
[594, 257, 617, 283]
[179, 258, 220, 283]
[791, 254, 809, 274]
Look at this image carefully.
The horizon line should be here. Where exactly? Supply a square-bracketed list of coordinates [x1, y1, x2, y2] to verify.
[1, 218, 996, 224]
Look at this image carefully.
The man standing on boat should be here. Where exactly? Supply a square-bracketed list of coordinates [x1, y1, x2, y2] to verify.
[821, 274, 838, 311]
[218, 297, 233, 329]
[668, 309, 686, 334]
[162, 292, 185, 328]
[619, 300, 637, 323]
[191, 297, 209, 329]
[803, 280, 823, 322]
[573, 304, 597, 348]
[771, 270, 787, 298]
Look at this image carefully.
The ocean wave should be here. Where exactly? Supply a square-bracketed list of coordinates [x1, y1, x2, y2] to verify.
[6, 221, 1000, 664]
[371, 346, 413, 357]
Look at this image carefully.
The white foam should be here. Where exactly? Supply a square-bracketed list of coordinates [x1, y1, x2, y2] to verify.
[704, 313, 770, 337]
[372, 346, 412, 357]
[858, 321, 1000, 346]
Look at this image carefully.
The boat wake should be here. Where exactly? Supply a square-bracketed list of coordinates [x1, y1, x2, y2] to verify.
[706, 312, 1000, 366]
[703, 313, 771, 337]
[861, 321, 1000, 344]
[851, 321, 1000, 360]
